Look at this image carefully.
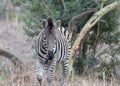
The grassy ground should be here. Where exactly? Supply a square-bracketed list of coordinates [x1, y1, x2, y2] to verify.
[0, 60, 119, 86]
[0, 11, 120, 86]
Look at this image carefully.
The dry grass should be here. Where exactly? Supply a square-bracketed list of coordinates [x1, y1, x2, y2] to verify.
[0, 60, 119, 86]
[0, 12, 120, 86]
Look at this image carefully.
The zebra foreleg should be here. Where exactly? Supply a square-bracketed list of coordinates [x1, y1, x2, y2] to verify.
[37, 78, 42, 86]
[46, 76, 53, 86]
[46, 60, 57, 86]
[36, 60, 43, 86]
[46, 71, 54, 86]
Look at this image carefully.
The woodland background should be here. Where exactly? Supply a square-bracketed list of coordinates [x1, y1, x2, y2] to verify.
[0, 0, 120, 86]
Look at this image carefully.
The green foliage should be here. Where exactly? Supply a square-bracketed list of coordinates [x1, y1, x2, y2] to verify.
[12, 0, 23, 7]
[8, 11, 16, 19]
[74, 51, 119, 79]
[74, 53, 99, 74]
[96, 56, 119, 79]
[12, 0, 27, 7]
[115, 46, 120, 54]
[12, 0, 120, 79]
[0, 0, 4, 18]
[98, 8, 119, 44]
[0, 63, 10, 80]
[0, 3, 2, 13]
[73, 1, 120, 76]
[74, 56, 84, 73]
[23, 0, 98, 30]
[19, 13, 28, 22]
[105, 32, 120, 43]
[83, 54, 98, 67]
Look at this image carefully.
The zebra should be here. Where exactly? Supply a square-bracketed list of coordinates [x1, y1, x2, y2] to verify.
[35, 18, 71, 86]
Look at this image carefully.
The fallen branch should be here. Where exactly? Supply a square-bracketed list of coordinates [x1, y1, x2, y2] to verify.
[0, 49, 23, 69]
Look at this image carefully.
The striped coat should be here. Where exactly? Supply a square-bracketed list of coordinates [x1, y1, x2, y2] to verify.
[35, 18, 71, 86]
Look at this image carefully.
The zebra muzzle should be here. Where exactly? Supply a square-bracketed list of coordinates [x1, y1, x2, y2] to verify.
[47, 51, 54, 60]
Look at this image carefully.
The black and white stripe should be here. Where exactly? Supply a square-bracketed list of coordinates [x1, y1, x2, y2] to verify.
[35, 18, 71, 86]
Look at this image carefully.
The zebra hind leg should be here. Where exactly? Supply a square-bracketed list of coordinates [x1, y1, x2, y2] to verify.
[61, 61, 69, 86]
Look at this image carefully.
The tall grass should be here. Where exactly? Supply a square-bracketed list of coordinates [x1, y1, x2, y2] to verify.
[0, 61, 119, 86]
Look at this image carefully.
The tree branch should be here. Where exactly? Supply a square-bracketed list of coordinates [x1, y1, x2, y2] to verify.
[69, 1, 120, 74]
[0, 49, 23, 69]
[61, 0, 67, 11]
[67, 8, 98, 32]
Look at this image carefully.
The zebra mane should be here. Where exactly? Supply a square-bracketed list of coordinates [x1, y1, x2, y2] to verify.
[47, 18, 54, 30]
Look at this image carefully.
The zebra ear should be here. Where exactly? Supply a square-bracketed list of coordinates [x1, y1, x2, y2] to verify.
[41, 19, 48, 29]
[56, 20, 61, 28]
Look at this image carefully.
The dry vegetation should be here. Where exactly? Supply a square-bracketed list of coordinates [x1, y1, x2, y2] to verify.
[0, 60, 120, 86]
[0, 1, 120, 85]
[0, 15, 120, 86]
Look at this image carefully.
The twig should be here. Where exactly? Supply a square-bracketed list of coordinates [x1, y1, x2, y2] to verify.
[61, 0, 67, 11]
[42, 0, 55, 19]
[67, 8, 98, 32]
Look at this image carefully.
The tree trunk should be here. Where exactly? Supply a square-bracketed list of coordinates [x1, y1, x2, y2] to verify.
[3, 0, 9, 29]
[69, 1, 120, 75]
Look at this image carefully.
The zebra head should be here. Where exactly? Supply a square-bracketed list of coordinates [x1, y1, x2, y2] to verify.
[41, 18, 59, 61]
